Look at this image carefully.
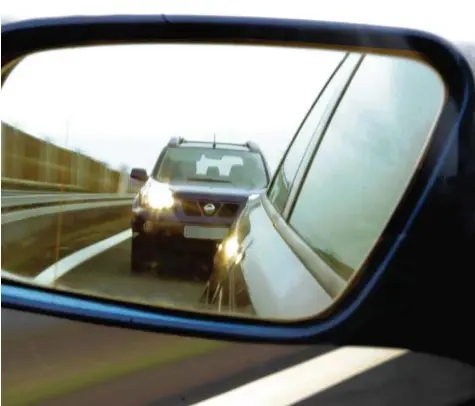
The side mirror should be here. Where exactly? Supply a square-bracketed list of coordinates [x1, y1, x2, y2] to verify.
[130, 167, 148, 182]
[2, 15, 474, 367]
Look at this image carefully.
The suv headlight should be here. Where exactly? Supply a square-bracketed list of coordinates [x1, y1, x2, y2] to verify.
[217, 235, 242, 264]
[141, 182, 174, 210]
[222, 236, 239, 258]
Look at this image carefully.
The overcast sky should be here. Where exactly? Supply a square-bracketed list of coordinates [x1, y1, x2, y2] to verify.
[1, 44, 345, 173]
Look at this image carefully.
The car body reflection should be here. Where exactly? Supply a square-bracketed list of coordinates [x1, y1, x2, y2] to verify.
[201, 192, 334, 319]
[202, 50, 445, 320]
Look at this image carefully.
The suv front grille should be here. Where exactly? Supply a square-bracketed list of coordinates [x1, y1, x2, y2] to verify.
[179, 199, 241, 218]
[216, 203, 240, 218]
[180, 199, 202, 216]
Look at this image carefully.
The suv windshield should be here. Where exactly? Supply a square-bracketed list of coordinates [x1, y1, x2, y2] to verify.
[153, 146, 268, 190]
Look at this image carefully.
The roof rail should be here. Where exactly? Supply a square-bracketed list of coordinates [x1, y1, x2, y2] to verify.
[245, 141, 260, 152]
[168, 137, 260, 152]
[168, 136, 185, 147]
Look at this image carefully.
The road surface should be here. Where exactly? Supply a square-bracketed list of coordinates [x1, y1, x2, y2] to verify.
[55, 237, 209, 311]
[3, 307, 475, 406]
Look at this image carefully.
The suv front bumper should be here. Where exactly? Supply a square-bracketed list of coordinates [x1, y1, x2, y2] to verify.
[131, 208, 233, 255]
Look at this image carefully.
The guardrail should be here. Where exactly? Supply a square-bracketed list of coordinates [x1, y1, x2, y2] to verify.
[2, 189, 74, 195]
[1, 192, 136, 209]
[1, 123, 143, 284]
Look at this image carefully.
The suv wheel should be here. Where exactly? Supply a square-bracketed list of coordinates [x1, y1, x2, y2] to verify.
[131, 248, 145, 273]
[130, 233, 151, 273]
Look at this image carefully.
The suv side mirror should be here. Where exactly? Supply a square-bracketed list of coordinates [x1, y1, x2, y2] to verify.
[130, 167, 148, 181]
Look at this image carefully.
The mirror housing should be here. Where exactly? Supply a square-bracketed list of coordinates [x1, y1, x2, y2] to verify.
[130, 167, 148, 182]
[2, 14, 475, 367]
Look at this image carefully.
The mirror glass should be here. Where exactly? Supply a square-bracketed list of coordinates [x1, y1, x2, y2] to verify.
[1, 43, 446, 321]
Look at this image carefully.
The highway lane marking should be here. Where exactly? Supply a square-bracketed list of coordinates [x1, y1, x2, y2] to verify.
[1, 269, 38, 284]
[34, 229, 132, 285]
[193, 346, 407, 406]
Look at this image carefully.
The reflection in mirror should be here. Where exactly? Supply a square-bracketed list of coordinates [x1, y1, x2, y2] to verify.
[1, 43, 445, 321]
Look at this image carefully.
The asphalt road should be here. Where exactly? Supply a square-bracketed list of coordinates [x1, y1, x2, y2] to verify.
[55, 237, 209, 312]
[3, 307, 475, 406]
[3, 309, 333, 406]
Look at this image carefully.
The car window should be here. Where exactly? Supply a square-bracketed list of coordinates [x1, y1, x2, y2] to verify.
[267, 52, 351, 214]
[154, 147, 268, 189]
[288, 54, 445, 277]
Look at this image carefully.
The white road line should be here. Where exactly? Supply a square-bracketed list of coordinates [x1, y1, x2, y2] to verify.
[34, 229, 132, 285]
[193, 346, 407, 406]
[1, 269, 37, 284]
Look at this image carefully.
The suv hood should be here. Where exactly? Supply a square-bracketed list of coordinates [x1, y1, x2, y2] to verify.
[142, 179, 265, 203]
